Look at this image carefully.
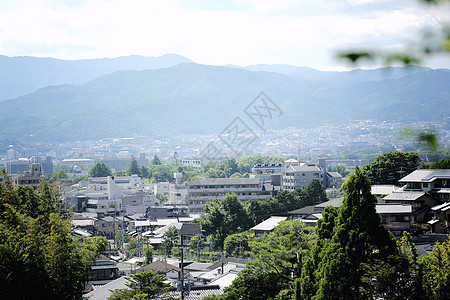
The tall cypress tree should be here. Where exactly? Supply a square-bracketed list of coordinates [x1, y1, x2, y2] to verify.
[313, 167, 397, 299]
[128, 156, 140, 176]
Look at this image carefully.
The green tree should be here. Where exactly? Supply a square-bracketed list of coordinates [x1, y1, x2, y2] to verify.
[221, 268, 284, 300]
[300, 206, 338, 298]
[199, 193, 253, 250]
[248, 220, 316, 290]
[89, 162, 112, 177]
[362, 151, 423, 185]
[327, 165, 350, 177]
[108, 270, 171, 300]
[161, 225, 179, 255]
[420, 241, 450, 300]
[0, 172, 108, 300]
[155, 193, 168, 203]
[430, 158, 450, 169]
[143, 246, 154, 265]
[151, 155, 162, 165]
[313, 167, 397, 299]
[189, 235, 205, 260]
[224, 231, 252, 258]
[140, 166, 149, 178]
[128, 156, 140, 176]
[300, 179, 328, 207]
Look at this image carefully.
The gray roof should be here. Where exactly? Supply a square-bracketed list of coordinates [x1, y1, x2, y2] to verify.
[315, 197, 344, 208]
[383, 192, 427, 201]
[287, 165, 321, 172]
[179, 223, 202, 236]
[184, 261, 213, 271]
[84, 276, 128, 300]
[326, 172, 342, 178]
[288, 205, 315, 215]
[158, 286, 224, 300]
[376, 204, 412, 214]
[207, 257, 248, 270]
[138, 260, 181, 273]
[399, 169, 450, 183]
[251, 216, 287, 231]
[188, 178, 260, 186]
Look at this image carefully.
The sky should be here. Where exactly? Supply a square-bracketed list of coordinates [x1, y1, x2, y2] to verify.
[0, 0, 449, 70]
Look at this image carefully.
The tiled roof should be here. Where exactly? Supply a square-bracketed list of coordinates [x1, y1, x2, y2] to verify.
[383, 192, 426, 201]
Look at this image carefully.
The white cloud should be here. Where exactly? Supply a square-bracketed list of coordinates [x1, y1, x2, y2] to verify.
[0, 0, 448, 69]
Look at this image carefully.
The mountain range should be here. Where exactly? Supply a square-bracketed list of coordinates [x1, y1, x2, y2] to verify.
[0, 54, 448, 142]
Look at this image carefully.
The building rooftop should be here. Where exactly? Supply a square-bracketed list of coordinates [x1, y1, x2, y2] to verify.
[286, 165, 321, 172]
[383, 192, 427, 201]
[251, 216, 287, 232]
[399, 169, 450, 183]
[376, 204, 412, 214]
[315, 197, 344, 208]
[188, 178, 260, 186]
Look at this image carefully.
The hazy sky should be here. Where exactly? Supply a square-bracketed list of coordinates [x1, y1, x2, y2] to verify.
[0, 0, 449, 70]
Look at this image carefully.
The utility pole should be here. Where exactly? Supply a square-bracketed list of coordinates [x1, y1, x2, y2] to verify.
[180, 234, 185, 300]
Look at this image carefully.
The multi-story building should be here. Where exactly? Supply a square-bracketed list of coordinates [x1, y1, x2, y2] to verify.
[398, 169, 450, 201]
[181, 157, 203, 168]
[252, 163, 283, 175]
[13, 163, 45, 189]
[187, 178, 273, 213]
[282, 164, 325, 190]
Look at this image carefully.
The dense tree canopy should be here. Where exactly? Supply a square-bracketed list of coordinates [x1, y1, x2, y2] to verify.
[127, 156, 140, 176]
[430, 158, 450, 169]
[362, 151, 423, 185]
[108, 270, 171, 300]
[199, 193, 253, 250]
[0, 172, 108, 300]
[89, 162, 112, 177]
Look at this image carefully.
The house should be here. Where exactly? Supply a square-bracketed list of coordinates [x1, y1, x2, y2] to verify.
[288, 205, 316, 220]
[138, 260, 182, 280]
[399, 169, 450, 201]
[382, 192, 436, 213]
[87, 254, 120, 283]
[429, 202, 450, 234]
[325, 172, 343, 189]
[251, 216, 287, 237]
[299, 213, 323, 227]
[376, 204, 414, 235]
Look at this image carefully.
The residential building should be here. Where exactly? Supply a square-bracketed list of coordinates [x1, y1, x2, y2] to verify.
[168, 173, 189, 205]
[251, 216, 288, 237]
[282, 164, 325, 190]
[429, 202, 450, 234]
[182, 156, 203, 167]
[187, 178, 273, 213]
[399, 169, 450, 201]
[251, 163, 283, 175]
[13, 163, 45, 189]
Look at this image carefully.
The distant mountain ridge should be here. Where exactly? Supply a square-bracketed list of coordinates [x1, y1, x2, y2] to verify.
[0, 53, 193, 100]
[0, 58, 448, 142]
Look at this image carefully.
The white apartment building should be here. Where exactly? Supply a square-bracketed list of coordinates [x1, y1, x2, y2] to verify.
[187, 178, 273, 213]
